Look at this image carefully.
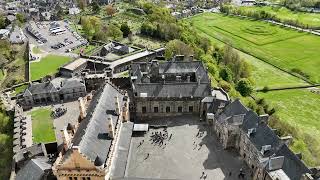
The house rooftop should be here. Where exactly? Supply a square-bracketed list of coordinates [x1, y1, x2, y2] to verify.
[71, 83, 126, 165]
[16, 157, 52, 180]
[61, 58, 87, 71]
[131, 60, 211, 98]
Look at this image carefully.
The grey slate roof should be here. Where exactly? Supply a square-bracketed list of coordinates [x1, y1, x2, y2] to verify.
[215, 99, 248, 123]
[23, 82, 57, 96]
[71, 83, 125, 164]
[132, 61, 211, 98]
[273, 144, 312, 180]
[61, 78, 85, 90]
[16, 157, 51, 180]
[241, 110, 281, 158]
[110, 121, 134, 178]
[135, 83, 211, 98]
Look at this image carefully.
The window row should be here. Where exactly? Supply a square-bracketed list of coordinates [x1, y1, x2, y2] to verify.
[142, 106, 194, 113]
[68, 177, 90, 180]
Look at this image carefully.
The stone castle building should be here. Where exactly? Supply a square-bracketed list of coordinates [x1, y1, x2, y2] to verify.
[209, 99, 314, 180]
[22, 77, 86, 108]
[52, 82, 132, 180]
[130, 60, 212, 118]
[48, 59, 318, 180]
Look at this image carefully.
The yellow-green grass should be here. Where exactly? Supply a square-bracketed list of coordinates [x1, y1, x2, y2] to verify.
[13, 84, 27, 96]
[195, 28, 308, 89]
[0, 69, 5, 81]
[73, 44, 99, 55]
[29, 108, 56, 143]
[240, 51, 308, 89]
[30, 54, 72, 80]
[257, 89, 320, 166]
[190, 13, 320, 83]
[239, 6, 320, 29]
[32, 46, 42, 54]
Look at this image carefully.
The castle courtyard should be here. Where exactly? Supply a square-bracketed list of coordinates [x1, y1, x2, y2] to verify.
[125, 115, 250, 180]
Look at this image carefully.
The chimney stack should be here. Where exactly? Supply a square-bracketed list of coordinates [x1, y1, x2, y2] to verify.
[259, 114, 269, 124]
[187, 75, 190, 82]
[108, 116, 115, 139]
[78, 97, 86, 120]
[115, 95, 120, 115]
[280, 135, 293, 146]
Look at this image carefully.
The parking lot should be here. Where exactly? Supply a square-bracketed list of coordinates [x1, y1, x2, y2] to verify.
[26, 21, 87, 53]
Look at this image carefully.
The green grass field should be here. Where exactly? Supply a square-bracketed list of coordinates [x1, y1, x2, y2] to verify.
[196, 28, 309, 89]
[257, 89, 320, 166]
[30, 54, 72, 80]
[29, 108, 56, 143]
[239, 6, 320, 29]
[190, 13, 320, 83]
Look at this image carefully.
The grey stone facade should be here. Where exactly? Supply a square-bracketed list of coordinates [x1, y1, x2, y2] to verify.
[22, 78, 86, 107]
[130, 60, 212, 118]
[210, 99, 315, 180]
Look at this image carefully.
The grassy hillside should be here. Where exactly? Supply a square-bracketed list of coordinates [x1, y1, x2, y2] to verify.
[190, 13, 320, 83]
[257, 89, 320, 166]
[195, 27, 309, 89]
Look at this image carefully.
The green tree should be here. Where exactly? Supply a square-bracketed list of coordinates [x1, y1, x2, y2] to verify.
[107, 24, 123, 40]
[94, 25, 109, 41]
[0, 15, 6, 29]
[165, 39, 194, 60]
[16, 13, 25, 24]
[91, 1, 100, 13]
[120, 23, 131, 37]
[81, 16, 101, 39]
[236, 78, 253, 97]
[219, 67, 233, 82]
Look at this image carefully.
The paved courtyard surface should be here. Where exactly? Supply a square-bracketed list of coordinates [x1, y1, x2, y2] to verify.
[52, 101, 80, 147]
[24, 101, 80, 147]
[125, 115, 250, 180]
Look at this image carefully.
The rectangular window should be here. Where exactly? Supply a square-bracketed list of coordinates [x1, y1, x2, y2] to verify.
[189, 106, 193, 112]
[154, 107, 159, 113]
[166, 106, 170, 113]
[178, 106, 182, 112]
[74, 177, 78, 180]
[69, 178, 72, 180]
[142, 106, 147, 113]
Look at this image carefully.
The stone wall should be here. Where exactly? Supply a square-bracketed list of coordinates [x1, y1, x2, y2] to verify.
[135, 98, 201, 118]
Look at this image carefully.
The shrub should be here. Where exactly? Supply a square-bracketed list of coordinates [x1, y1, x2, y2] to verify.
[219, 67, 233, 82]
[218, 80, 231, 92]
[236, 78, 253, 97]
[262, 86, 269, 93]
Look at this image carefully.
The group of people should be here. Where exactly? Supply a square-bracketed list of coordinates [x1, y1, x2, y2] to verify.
[51, 107, 67, 118]
[200, 172, 208, 179]
[149, 128, 173, 147]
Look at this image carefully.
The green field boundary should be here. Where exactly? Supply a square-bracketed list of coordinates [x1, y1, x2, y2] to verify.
[256, 84, 320, 92]
[211, 25, 306, 46]
[194, 25, 314, 85]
